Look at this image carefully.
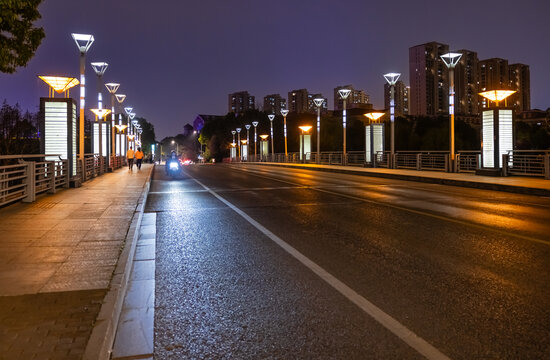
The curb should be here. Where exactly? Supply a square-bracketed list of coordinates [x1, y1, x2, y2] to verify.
[83, 165, 155, 360]
[243, 162, 550, 197]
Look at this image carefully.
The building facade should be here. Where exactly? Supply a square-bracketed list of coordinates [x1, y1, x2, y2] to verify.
[308, 93, 328, 114]
[288, 89, 310, 113]
[409, 41, 449, 116]
[263, 94, 287, 114]
[384, 80, 409, 116]
[228, 91, 255, 114]
[333, 85, 370, 111]
[454, 49, 479, 116]
[509, 63, 530, 113]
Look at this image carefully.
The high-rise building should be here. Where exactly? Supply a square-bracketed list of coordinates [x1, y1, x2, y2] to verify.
[509, 63, 530, 112]
[334, 85, 370, 111]
[409, 41, 449, 116]
[478, 58, 509, 92]
[263, 94, 287, 114]
[288, 89, 310, 113]
[454, 49, 479, 116]
[228, 91, 255, 114]
[384, 80, 409, 116]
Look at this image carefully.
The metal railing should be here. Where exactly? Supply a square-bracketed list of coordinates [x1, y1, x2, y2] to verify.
[503, 151, 550, 179]
[0, 154, 69, 207]
[456, 151, 480, 173]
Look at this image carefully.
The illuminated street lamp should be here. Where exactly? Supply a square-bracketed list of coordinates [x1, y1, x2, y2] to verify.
[90, 108, 111, 172]
[364, 111, 386, 166]
[440, 52, 462, 170]
[383, 73, 400, 168]
[91, 62, 109, 168]
[124, 107, 133, 151]
[241, 140, 248, 161]
[280, 109, 289, 156]
[478, 90, 516, 170]
[268, 114, 275, 158]
[231, 130, 236, 144]
[338, 89, 352, 164]
[245, 124, 251, 162]
[115, 94, 126, 156]
[71, 33, 94, 161]
[236, 128, 242, 159]
[105, 82, 119, 164]
[313, 98, 324, 163]
[298, 125, 312, 163]
[252, 121, 259, 160]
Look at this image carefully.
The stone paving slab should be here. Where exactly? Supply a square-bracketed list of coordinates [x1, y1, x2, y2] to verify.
[0, 164, 153, 359]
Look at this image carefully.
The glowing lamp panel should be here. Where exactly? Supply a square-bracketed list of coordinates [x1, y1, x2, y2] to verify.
[102, 125, 109, 156]
[260, 141, 269, 157]
[241, 145, 248, 161]
[93, 123, 100, 154]
[498, 109, 513, 168]
[230, 147, 237, 159]
[300, 135, 311, 161]
[482, 110, 494, 168]
[44, 102, 69, 161]
[373, 124, 384, 162]
[71, 103, 77, 176]
[365, 125, 372, 163]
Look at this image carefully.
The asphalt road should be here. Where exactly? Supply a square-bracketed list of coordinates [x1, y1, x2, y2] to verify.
[146, 164, 550, 359]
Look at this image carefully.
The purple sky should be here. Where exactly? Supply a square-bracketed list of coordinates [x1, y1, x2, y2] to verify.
[1, 0, 549, 139]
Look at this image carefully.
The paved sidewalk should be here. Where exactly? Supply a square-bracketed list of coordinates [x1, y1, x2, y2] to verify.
[0, 164, 153, 359]
[251, 162, 550, 196]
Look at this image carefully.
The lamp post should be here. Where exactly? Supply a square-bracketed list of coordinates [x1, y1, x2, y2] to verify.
[71, 33, 94, 162]
[115, 94, 126, 157]
[91, 62, 109, 169]
[105, 83, 119, 166]
[129, 113, 136, 150]
[259, 134, 269, 161]
[280, 109, 289, 157]
[440, 53, 462, 171]
[268, 114, 275, 160]
[252, 121, 259, 161]
[245, 124, 251, 162]
[383, 73, 400, 168]
[298, 125, 312, 164]
[124, 107, 133, 152]
[236, 128, 242, 160]
[338, 89, 351, 164]
[231, 130, 236, 144]
[313, 98, 324, 163]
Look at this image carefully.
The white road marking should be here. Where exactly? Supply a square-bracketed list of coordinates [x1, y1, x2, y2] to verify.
[189, 175, 452, 360]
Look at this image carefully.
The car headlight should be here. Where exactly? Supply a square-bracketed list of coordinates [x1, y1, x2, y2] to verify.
[169, 162, 179, 169]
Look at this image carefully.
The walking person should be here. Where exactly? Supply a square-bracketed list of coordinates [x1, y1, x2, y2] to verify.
[135, 147, 144, 170]
[127, 146, 135, 170]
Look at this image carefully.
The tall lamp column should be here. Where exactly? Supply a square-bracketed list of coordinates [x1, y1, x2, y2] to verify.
[252, 121, 259, 161]
[105, 83, 120, 166]
[236, 128, 242, 160]
[245, 124, 251, 162]
[313, 98, 324, 163]
[440, 53, 462, 171]
[280, 109, 289, 157]
[383, 73, 400, 168]
[268, 114, 275, 159]
[71, 33, 94, 162]
[338, 89, 351, 165]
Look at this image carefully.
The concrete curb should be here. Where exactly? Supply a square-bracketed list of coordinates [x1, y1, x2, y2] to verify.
[243, 162, 550, 197]
[83, 165, 155, 360]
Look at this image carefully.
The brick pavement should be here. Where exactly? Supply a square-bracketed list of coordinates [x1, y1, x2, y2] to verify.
[0, 164, 153, 359]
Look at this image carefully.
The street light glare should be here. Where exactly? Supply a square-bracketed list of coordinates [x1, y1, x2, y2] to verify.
[252, 121, 259, 127]
[383, 73, 401, 85]
[90, 62, 109, 75]
[313, 98, 324, 107]
[298, 125, 312, 132]
[338, 89, 351, 99]
[90, 108, 111, 119]
[116, 94, 126, 103]
[478, 90, 516, 102]
[259, 134, 269, 140]
[280, 109, 289, 117]
[38, 76, 79, 93]
[71, 33, 94, 53]
[364, 112, 385, 122]
[440, 53, 462, 68]
[105, 83, 120, 94]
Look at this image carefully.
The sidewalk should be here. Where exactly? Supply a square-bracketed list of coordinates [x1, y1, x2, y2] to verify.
[251, 162, 550, 196]
[0, 164, 154, 359]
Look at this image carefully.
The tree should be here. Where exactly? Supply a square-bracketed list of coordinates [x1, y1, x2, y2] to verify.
[0, 0, 45, 73]
[135, 117, 156, 154]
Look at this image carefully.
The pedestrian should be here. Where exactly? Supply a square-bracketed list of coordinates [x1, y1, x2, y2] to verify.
[127, 146, 135, 170]
[135, 147, 144, 170]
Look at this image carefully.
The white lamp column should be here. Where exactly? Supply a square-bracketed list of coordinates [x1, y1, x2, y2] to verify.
[338, 89, 351, 164]
[441, 53, 462, 171]
[313, 98, 325, 163]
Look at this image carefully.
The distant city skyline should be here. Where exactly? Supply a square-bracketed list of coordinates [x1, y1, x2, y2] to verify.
[0, 0, 548, 139]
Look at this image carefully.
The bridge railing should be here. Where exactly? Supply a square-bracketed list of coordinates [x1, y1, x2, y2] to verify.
[503, 150, 550, 179]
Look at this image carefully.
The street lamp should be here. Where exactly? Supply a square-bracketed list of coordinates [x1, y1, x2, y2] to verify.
[313, 98, 324, 163]
[115, 94, 126, 157]
[231, 130, 236, 144]
[280, 109, 289, 157]
[236, 128, 242, 160]
[440, 53, 462, 170]
[91, 62, 109, 169]
[71, 33, 94, 162]
[268, 114, 275, 159]
[383, 73, 400, 168]
[298, 125, 312, 164]
[105, 82, 119, 165]
[245, 124, 251, 162]
[124, 106, 133, 151]
[252, 121, 259, 161]
[338, 89, 351, 165]
[364, 111, 386, 166]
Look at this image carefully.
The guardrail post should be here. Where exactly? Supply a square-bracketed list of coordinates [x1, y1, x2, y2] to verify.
[453, 154, 459, 173]
[391, 154, 396, 169]
[48, 161, 56, 194]
[416, 153, 421, 171]
[544, 154, 550, 180]
[22, 161, 36, 203]
[502, 154, 509, 177]
[64, 160, 70, 188]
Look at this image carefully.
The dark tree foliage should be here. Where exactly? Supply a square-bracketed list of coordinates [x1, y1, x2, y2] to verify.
[0, 0, 45, 73]
[0, 100, 40, 155]
[515, 121, 550, 150]
[135, 117, 156, 154]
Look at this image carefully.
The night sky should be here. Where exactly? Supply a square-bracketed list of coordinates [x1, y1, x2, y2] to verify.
[1, 0, 548, 139]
